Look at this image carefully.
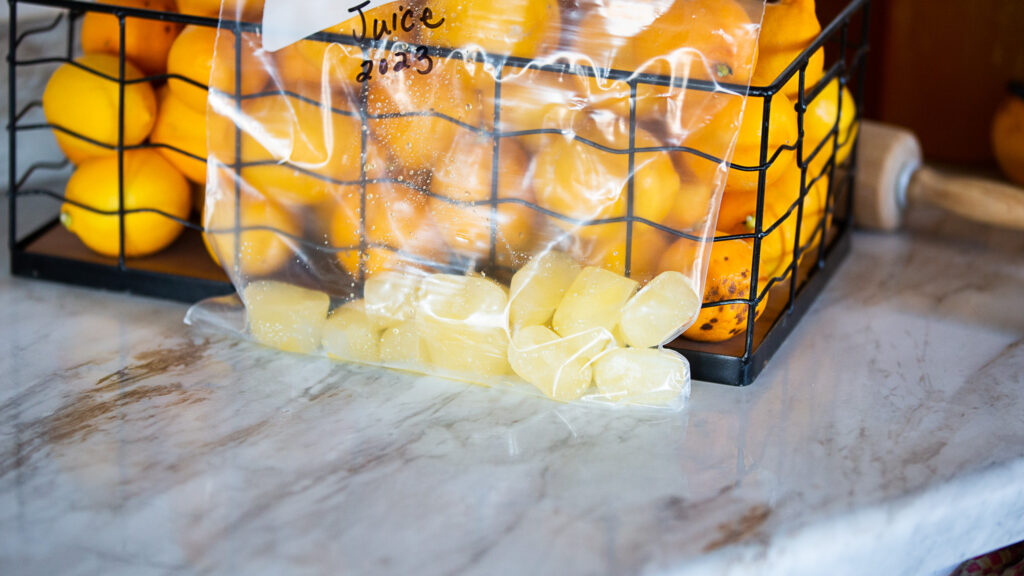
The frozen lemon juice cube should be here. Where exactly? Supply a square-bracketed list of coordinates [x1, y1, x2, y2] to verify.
[322, 300, 382, 363]
[593, 348, 690, 407]
[244, 281, 330, 354]
[509, 251, 581, 329]
[618, 271, 701, 348]
[379, 320, 427, 364]
[552, 267, 638, 340]
[364, 270, 423, 331]
[416, 274, 511, 376]
[508, 325, 612, 402]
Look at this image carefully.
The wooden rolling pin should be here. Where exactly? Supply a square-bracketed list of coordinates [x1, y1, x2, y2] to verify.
[855, 120, 1024, 231]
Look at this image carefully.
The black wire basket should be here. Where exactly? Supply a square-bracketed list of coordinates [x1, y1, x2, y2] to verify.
[6, 0, 870, 385]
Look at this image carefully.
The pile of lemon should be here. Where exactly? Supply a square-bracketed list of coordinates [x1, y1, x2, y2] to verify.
[46, 0, 857, 351]
[218, 0, 854, 344]
[43, 0, 261, 257]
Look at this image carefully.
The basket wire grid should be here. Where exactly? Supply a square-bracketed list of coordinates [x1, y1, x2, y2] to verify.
[6, 0, 870, 385]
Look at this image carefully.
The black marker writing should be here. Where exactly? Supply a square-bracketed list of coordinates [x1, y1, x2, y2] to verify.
[348, 2, 446, 42]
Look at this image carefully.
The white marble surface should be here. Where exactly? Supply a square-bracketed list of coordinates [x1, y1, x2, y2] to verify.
[2, 187, 1024, 575]
[4, 7, 1024, 574]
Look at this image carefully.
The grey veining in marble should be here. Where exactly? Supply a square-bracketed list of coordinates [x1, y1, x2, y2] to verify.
[2, 192, 1023, 576]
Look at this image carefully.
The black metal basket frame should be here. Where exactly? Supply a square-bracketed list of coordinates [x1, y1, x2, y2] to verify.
[6, 0, 870, 385]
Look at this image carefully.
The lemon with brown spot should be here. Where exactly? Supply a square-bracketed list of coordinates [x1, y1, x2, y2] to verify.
[677, 237, 768, 343]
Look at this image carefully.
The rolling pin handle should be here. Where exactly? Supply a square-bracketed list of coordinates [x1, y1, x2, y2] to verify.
[908, 166, 1024, 231]
[856, 120, 1024, 232]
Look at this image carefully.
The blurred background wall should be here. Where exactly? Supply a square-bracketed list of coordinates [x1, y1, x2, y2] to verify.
[819, 0, 1024, 168]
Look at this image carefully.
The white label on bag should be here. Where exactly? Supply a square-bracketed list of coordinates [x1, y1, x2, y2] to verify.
[261, 0, 397, 52]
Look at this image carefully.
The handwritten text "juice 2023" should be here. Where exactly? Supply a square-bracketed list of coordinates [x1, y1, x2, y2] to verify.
[346, 1, 445, 83]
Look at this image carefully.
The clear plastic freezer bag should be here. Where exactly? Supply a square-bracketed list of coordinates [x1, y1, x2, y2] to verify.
[185, 0, 766, 410]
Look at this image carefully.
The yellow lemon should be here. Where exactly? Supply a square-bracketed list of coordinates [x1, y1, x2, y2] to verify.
[368, 56, 488, 171]
[176, 0, 263, 20]
[203, 184, 301, 277]
[428, 132, 537, 266]
[685, 92, 798, 195]
[532, 112, 680, 243]
[42, 54, 157, 164]
[804, 79, 858, 180]
[81, 0, 182, 77]
[167, 25, 269, 113]
[150, 87, 208, 185]
[419, 0, 560, 59]
[329, 183, 449, 277]
[572, 223, 670, 284]
[61, 149, 190, 257]
[207, 92, 363, 206]
[751, 0, 824, 98]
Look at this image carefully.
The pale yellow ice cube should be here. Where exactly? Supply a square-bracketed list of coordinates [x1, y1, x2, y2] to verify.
[509, 251, 581, 329]
[364, 270, 423, 331]
[508, 325, 612, 402]
[322, 300, 382, 363]
[243, 281, 330, 354]
[593, 348, 690, 407]
[552, 266, 638, 340]
[618, 271, 701, 349]
[379, 320, 427, 364]
[416, 274, 511, 376]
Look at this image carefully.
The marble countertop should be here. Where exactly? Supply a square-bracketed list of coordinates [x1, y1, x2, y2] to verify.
[4, 10, 1024, 575]
[2, 192, 1024, 575]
